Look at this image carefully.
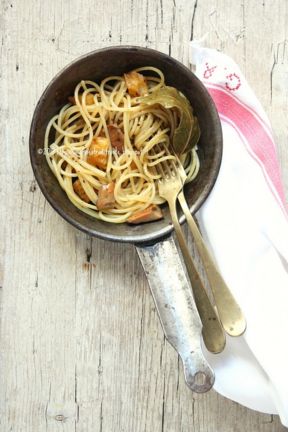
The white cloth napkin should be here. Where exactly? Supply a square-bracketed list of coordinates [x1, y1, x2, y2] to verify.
[190, 42, 288, 426]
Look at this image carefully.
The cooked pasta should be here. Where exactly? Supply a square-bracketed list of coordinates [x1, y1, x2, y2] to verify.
[44, 67, 200, 224]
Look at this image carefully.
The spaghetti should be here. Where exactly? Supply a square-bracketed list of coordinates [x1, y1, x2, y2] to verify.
[44, 67, 200, 224]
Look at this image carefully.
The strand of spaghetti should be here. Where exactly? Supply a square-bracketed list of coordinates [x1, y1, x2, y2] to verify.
[139, 129, 170, 163]
[147, 155, 175, 167]
[110, 154, 133, 171]
[56, 150, 107, 178]
[78, 174, 98, 203]
[185, 149, 200, 182]
[74, 81, 94, 144]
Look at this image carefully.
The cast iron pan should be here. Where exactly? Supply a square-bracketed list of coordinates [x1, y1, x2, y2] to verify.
[30, 46, 223, 393]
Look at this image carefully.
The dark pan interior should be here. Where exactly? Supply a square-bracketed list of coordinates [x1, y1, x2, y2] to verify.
[29, 46, 222, 244]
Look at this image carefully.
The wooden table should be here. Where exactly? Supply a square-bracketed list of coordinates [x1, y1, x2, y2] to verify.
[1, 0, 287, 430]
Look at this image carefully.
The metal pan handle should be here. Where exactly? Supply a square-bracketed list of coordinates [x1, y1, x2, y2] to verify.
[136, 235, 214, 393]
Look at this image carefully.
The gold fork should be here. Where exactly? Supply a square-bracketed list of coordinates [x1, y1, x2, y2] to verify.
[174, 156, 246, 337]
[154, 148, 226, 354]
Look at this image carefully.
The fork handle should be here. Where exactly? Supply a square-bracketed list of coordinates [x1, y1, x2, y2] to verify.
[178, 191, 246, 337]
[136, 236, 215, 393]
[167, 198, 226, 354]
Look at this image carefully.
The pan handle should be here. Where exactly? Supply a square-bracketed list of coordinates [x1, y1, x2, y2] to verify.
[136, 235, 214, 393]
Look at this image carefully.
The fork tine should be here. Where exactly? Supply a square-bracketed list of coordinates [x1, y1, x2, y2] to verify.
[153, 144, 177, 180]
[162, 143, 178, 174]
[153, 151, 166, 179]
[161, 143, 188, 184]
[152, 143, 183, 183]
[150, 144, 167, 179]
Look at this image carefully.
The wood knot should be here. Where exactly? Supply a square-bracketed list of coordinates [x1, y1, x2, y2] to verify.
[29, 180, 37, 193]
[82, 262, 96, 271]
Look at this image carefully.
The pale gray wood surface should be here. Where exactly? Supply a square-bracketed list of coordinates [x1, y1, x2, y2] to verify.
[0, 0, 287, 430]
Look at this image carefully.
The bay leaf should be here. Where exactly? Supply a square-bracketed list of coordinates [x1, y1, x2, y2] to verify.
[139, 86, 200, 155]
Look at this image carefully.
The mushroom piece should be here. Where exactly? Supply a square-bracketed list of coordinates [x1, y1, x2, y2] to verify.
[96, 182, 116, 210]
[124, 71, 148, 97]
[87, 137, 109, 170]
[73, 179, 90, 203]
[107, 124, 124, 154]
[127, 204, 163, 224]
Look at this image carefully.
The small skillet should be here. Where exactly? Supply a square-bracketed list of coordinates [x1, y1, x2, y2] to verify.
[29, 46, 223, 393]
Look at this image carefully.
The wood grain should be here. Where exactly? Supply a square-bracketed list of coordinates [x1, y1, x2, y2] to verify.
[0, 0, 287, 430]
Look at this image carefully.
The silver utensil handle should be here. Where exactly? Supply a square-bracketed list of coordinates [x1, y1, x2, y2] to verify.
[178, 191, 246, 337]
[136, 236, 214, 393]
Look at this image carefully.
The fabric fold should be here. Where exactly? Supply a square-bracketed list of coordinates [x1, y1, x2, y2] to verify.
[190, 42, 288, 426]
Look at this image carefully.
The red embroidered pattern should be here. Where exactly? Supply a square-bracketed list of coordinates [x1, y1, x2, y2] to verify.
[225, 73, 241, 91]
[203, 62, 242, 92]
[203, 62, 217, 79]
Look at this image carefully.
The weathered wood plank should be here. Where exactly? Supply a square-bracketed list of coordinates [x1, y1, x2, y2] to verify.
[0, 0, 287, 431]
